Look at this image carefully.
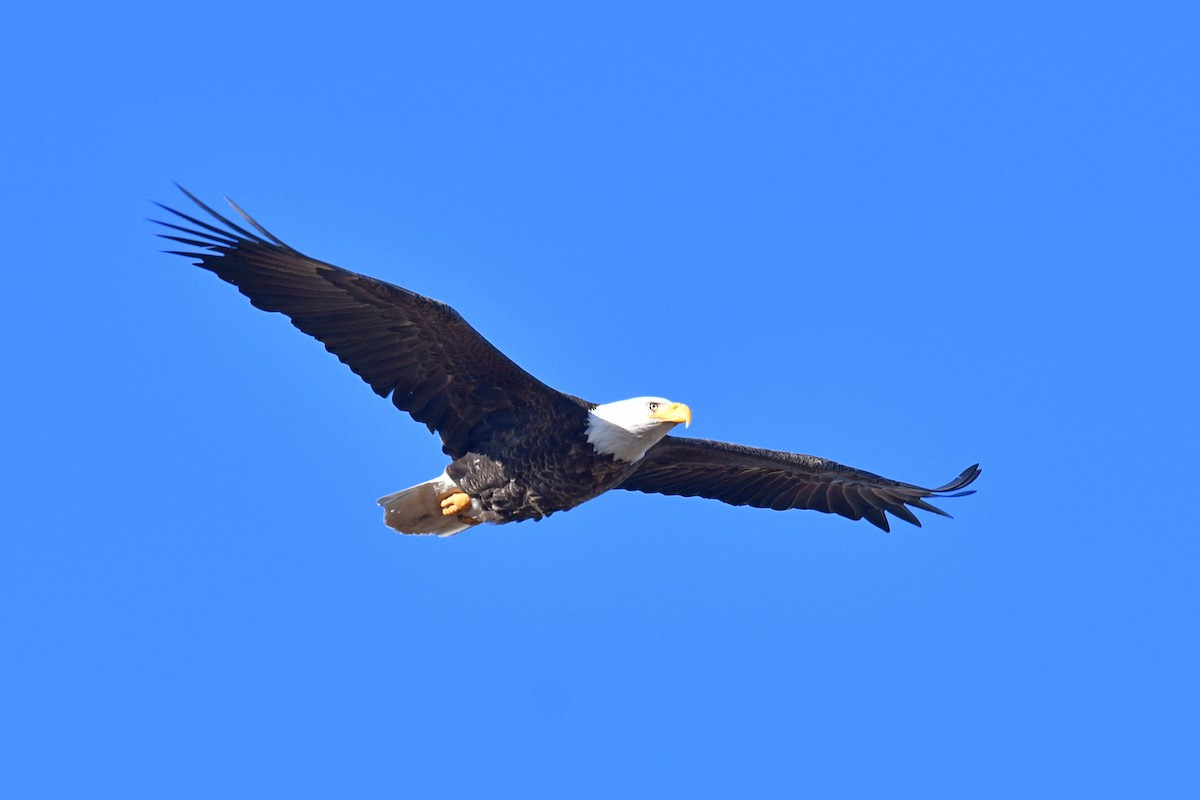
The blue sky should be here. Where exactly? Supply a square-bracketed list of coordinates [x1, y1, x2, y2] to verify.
[3, 1, 1197, 797]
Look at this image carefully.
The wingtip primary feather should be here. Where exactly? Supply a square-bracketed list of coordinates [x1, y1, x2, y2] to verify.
[931, 463, 981, 495]
[224, 195, 289, 246]
[152, 184, 297, 254]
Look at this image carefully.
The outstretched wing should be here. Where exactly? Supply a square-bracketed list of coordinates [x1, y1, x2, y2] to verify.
[619, 437, 980, 531]
[154, 186, 582, 459]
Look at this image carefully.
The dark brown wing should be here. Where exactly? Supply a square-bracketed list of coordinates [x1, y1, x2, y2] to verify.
[618, 437, 980, 531]
[154, 186, 583, 459]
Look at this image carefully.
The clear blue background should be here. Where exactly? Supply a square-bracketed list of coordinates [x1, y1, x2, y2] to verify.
[3, 2, 1197, 797]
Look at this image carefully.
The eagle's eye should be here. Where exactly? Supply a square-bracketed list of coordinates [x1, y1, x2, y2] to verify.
[647, 401, 660, 411]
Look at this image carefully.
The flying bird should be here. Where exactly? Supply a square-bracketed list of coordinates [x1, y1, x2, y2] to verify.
[155, 187, 979, 536]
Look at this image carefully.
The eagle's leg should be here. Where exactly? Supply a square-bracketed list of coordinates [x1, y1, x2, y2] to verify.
[438, 490, 473, 516]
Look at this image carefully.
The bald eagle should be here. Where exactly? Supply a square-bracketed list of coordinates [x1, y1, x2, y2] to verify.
[155, 188, 979, 536]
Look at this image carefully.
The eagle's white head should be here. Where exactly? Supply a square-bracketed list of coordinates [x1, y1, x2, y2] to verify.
[585, 396, 692, 462]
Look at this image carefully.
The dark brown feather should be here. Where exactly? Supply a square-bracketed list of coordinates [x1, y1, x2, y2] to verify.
[154, 186, 582, 458]
[618, 437, 980, 531]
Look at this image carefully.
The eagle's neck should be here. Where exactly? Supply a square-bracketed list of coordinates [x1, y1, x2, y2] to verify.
[584, 405, 672, 463]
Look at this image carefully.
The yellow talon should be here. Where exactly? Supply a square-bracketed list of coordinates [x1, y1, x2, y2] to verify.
[439, 491, 472, 516]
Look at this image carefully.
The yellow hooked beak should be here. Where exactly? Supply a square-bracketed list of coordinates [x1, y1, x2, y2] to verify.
[650, 401, 692, 428]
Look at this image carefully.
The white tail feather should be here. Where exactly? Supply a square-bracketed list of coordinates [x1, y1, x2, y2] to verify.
[377, 471, 475, 537]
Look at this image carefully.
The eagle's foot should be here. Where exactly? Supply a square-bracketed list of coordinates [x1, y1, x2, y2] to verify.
[439, 491, 472, 516]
